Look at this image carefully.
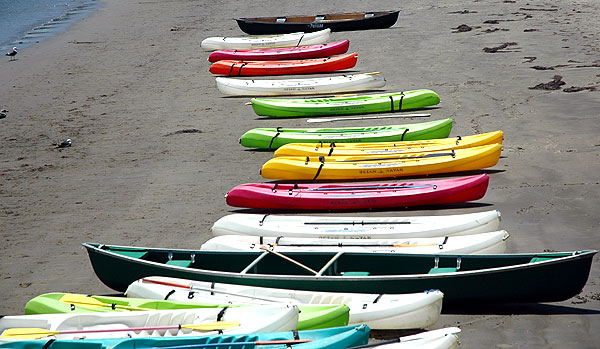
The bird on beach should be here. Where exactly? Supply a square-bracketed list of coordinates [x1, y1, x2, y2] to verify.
[6, 47, 18, 61]
[0, 109, 7, 119]
[55, 138, 72, 148]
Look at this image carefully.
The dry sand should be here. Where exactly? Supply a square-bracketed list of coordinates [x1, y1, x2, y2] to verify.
[1, 0, 599, 347]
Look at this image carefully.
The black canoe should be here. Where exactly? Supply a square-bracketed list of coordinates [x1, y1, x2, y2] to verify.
[236, 11, 400, 35]
[82, 243, 596, 305]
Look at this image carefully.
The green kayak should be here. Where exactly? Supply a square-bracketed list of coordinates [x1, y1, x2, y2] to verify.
[25, 293, 349, 331]
[250, 90, 440, 117]
[240, 118, 453, 149]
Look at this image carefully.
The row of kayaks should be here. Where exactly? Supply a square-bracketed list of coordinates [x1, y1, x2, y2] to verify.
[5, 13, 591, 349]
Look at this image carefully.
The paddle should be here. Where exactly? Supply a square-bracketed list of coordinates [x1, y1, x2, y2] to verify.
[1, 321, 241, 340]
[303, 220, 411, 225]
[259, 246, 318, 275]
[59, 293, 151, 311]
[306, 113, 431, 123]
[144, 339, 312, 349]
[332, 151, 456, 163]
[271, 242, 438, 248]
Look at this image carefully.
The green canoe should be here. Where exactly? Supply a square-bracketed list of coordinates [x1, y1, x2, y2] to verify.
[240, 118, 453, 149]
[25, 293, 349, 331]
[82, 243, 597, 305]
[250, 90, 440, 117]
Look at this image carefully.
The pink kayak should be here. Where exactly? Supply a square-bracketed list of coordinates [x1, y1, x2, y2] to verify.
[208, 40, 350, 62]
[225, 174, 489, 210]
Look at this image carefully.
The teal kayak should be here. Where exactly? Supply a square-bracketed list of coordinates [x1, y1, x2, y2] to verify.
[240, 118, 453, 149]
[250, 90, 440, 117]
[0, 324, 370, 348]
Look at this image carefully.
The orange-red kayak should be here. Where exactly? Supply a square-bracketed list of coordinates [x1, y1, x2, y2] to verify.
[209, 53, 358, 76]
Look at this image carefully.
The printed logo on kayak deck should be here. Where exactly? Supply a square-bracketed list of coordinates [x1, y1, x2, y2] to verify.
[283, 86, 316, 91]
[309, 23, 324, 28]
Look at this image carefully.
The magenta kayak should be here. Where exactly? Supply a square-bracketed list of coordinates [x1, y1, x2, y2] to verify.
[208, 40, 350, 62]
[225, 174, 490, 211]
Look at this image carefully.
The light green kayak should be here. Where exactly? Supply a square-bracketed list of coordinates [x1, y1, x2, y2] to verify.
[240, 118, 453, 149]
[250, 90, 440, 117]
[25, 292, 350, 331]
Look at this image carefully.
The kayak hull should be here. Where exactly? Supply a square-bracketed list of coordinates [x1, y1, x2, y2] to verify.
[0, 324, 370, 349]
[24, 293, 349, 331]
[208, 40, 350, 62]
[250, 90, 440, 117]
[260, 144, 502, 181]
[210, 210, 502, 239]
[225, 174, 490, 210]
[239, 118, 453, 150]
[126, 277, 444, 330]
[201, 231, 510, 255]
[274, 130, 504, 157]
[210, 53, 358, 76]
[201, 29, 331, 51]
[217, 72, 386, 96]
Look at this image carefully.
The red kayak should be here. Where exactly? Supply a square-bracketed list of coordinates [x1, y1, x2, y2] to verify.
[208, 40, 350, 62]
[209, 53, 358, 76]
[225, 174, 489, 210]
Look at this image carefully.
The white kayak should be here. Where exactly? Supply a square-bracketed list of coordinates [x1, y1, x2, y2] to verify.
[201, 230, 510, 254]
[0, 305, 298, 342]
[211, 210, 502, 239]
[201, 29, 331, 51]
[126, 276, 444, 330]
[371, 327, 461, 349]
[216, 72, 386, 96]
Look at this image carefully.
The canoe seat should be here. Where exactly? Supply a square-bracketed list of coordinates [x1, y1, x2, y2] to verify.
[165, 252, 195, 268]
[529, 256, 555, 263]
[428, 267, 458, 274]
[428, 256, 461, 274]
[276, 17, 286, 23]
[341, 271, 370, 276]
[165, 260, 193, 268]
[117, 250, 148, 259]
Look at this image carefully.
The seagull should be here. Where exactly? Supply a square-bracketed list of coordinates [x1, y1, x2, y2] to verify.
[56, 138, 72, 148]
[6, 47, 17, 61]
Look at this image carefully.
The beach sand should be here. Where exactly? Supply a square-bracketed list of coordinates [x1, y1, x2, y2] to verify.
[1, 0, 599, 346]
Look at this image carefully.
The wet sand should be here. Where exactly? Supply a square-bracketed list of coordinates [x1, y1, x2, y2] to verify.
[1, 0, 599, 346]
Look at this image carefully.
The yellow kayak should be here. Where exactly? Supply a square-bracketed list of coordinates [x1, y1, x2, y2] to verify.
[260, 143, 502, 180]
[273, 131, 503, 157]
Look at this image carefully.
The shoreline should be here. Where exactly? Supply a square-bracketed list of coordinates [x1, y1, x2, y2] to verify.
[0, 0, 103, 53]
[1, 0, 599, 347]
